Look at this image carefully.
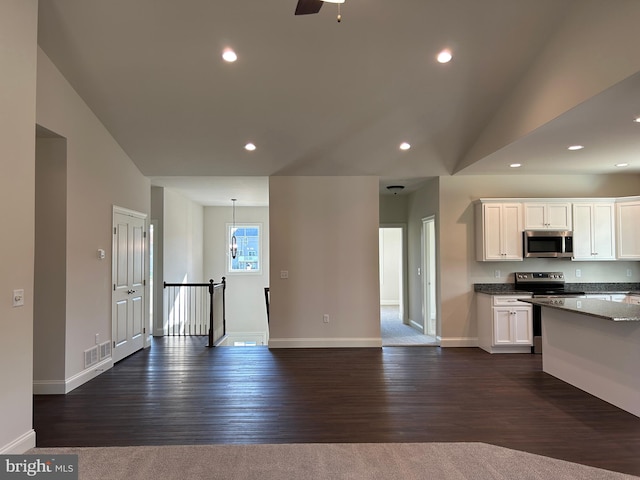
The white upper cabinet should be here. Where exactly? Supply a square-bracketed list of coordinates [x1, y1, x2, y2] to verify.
[475, 201, 523, 261]
[523, 202, 572, 230]
[616, 197, 640, 259]
[572, 202, 616, 261]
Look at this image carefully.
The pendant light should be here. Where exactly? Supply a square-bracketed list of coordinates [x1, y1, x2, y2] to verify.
[230, 198, 238, 259]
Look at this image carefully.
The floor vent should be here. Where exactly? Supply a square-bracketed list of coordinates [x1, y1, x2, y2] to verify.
[99, 341, 112, 360]
[84, 346, 99, 368]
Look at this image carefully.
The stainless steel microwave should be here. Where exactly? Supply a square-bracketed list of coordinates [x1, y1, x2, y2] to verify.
[523, 230, 573, 258]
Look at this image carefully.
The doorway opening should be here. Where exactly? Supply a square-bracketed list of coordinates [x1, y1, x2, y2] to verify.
[379, 226, 435, 346]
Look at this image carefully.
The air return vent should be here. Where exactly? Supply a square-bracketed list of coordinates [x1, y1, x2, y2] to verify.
[84, 346, 99, 368]
[99, 341, 112, 360]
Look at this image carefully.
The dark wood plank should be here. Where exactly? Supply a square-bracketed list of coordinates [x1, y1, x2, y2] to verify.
[33, 338, 640, 476]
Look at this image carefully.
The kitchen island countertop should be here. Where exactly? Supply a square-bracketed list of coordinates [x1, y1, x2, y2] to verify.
[521, 297, 640, 322]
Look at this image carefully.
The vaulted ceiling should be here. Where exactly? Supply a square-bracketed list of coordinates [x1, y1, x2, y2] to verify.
[37, 0, 640, 204]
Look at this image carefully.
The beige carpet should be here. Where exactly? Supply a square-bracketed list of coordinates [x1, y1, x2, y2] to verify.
[29, 443, 638, 479]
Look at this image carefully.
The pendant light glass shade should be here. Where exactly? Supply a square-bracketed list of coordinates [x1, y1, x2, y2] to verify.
[230, 199, 238, 259]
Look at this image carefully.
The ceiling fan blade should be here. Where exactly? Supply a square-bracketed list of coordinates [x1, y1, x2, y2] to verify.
[295, 0, 323, 15]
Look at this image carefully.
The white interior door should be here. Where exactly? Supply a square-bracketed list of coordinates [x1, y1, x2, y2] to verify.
[112, 208, 147, 363]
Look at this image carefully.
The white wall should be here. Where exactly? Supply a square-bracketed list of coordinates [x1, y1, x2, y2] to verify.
[34, 136, 67, 383]
[406, 178, 440, 336]
[151, 186, 165, 336]
[268, 176, 381, 347]
[163, 188, 204, 284]
[35, 48, 150, 388]
[461, 0, 640, 170]
[379, 228, 401, 305]
[435, 174, 640, 346]
[0, 0, 37, 453]
[203, 206, 270, 341]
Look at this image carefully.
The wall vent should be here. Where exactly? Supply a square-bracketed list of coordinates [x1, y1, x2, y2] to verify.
[84, 346, 99, 368]
[99, 341, 112, 360]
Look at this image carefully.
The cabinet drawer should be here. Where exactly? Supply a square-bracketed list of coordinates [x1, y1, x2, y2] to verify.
[492, 295, 531, 306]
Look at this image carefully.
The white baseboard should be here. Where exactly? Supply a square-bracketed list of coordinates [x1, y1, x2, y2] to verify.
[33, 357, 114, 395]
[221, 331, 268, 346]
[439, 337, 478, 347]
[0, 430, 35, 454]
[409, 319, 425, 333]
[268, 337, 383, 348]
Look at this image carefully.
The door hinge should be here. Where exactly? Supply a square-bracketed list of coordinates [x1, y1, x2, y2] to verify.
[144, 231, 147, 238]
[143, 327, 146, 334]
[113, 284, 116, 291]
[143, 279, 146, 286]
[114, 227, 116, 235]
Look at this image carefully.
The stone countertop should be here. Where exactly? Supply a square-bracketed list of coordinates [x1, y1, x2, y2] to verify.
[474, 284, 524, 295]
[474, 282, 640, 295]
[520, 297, 640, 322]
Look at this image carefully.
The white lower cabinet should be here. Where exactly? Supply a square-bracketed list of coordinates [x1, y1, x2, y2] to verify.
[478, 294, 533, 353]
[493, 307, 532, 345]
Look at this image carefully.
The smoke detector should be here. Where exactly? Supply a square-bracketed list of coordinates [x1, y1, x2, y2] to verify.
[386, 185, 405, 195]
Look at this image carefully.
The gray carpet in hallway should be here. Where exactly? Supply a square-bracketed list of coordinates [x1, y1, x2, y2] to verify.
[380, 305, 438, 346]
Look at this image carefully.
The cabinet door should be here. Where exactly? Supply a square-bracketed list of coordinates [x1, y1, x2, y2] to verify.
[573, 203, 615, 260]
[502, 203, 523, 260]
[617, 201, 640, 259]
[592, 204, 615, 259]
[524, 203, 571, 230]
[511, 307, 532, 345]
[483, 203, 504, 260]
[479, 203, 522, 261]
[493, 306, 532, 346]
[572, 204, 593, 259]
[546, 203, 572, 230]
[493, 308, 513, 345]
[524, 204, 546, 229]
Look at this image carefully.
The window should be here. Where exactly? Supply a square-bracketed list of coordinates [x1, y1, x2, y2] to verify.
[227, 224, 261, 273]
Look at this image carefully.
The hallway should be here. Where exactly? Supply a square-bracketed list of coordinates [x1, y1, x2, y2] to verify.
[380, 306, 438, 346]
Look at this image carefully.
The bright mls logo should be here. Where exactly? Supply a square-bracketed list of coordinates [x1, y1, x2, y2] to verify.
[0, 456, 77, 480]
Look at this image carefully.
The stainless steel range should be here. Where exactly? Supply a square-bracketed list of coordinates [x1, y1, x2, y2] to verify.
[514, 272, 585, 353]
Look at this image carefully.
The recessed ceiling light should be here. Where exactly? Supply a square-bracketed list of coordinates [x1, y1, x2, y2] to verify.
[436, 49, 452, 64]
[567, 145, 584, 151]
[634, 117, 640, 123]
[222, 48, 237, 63]
[510, 163, 522, 168]
[244, 143, 256, 151]
[399, 142, 411, 151]
[615, 163, 629, 167]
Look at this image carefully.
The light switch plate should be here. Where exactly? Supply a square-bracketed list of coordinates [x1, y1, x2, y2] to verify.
[13, 289, 25, 307]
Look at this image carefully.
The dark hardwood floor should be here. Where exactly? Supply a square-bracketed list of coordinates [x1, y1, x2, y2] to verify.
[33, 337, 640, 476]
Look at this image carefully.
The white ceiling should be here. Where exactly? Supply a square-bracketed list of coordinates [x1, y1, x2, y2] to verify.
[36, 0, 640, 206]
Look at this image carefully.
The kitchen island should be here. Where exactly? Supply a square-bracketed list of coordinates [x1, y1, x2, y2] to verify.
[522, 297, 640, 417]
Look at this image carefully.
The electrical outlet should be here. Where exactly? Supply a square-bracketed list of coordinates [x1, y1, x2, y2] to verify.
[575, 269, 581, 278]
[323, 314, 330, 323]
[627, 269, 633, 277]
[494, 270, 501, 278]
[95, 333, 100, 345]
[280, 270, 289, 279]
